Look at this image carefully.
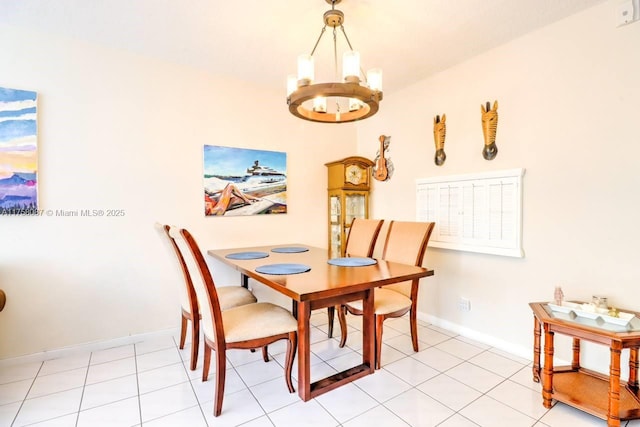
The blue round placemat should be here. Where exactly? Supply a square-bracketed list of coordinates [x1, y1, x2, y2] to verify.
[327, 257, 377, 267]
[225, 251, 269, 260]
[255, 263, 311, 275]
[271, 246, 309, 253]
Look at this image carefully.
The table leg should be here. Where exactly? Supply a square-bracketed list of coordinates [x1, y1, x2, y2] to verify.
[241, 273, 249, 289]
[608, 340, 622, 427]
[629, 347, 639, 390]
[542, 324, 554, 409]
[362, 289, 375, 373]
[297, 300, 312, 401]
[533, 315, 541, 382]
[572, 338, 581, 370]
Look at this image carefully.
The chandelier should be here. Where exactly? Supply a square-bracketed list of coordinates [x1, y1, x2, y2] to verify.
[286, 0, 383, 124]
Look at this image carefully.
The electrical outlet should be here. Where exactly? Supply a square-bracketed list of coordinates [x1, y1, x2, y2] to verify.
[458, 297, 471, 312]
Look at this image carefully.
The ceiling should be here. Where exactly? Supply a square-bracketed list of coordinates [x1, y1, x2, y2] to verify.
[0, 0, 607, 94]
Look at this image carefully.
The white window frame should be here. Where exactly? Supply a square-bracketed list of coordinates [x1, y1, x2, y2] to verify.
[416, 168, 525, 258]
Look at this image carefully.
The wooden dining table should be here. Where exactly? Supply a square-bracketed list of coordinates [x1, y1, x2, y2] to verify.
[207, 244, 434, 401]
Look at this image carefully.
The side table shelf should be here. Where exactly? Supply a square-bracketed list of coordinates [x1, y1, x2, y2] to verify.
[552, 368, 640, 421]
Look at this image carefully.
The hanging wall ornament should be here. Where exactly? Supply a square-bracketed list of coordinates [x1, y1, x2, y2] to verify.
[433, 114, 446, 166]
[481, 100, 498, 160]
[372, 135, 393, 181]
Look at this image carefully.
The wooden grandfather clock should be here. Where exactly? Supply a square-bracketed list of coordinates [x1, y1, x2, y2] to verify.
[325, 156, 375, 258]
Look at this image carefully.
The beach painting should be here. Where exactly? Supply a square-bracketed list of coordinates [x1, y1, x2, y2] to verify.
[0, 86, 38, 215]
[203, 145, 287, 216]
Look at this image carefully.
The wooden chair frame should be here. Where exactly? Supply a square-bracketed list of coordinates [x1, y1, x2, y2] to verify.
[327, 218, 384, 337]
[155, 223, 201, 371]
[177, 228, 297, 417]
[337, 221, 434, 369]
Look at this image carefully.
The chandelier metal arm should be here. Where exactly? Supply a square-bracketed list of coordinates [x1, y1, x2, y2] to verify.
[338, 25, 355, 51]
[310, 25, 328, 56]
[332, 27, 338, 78]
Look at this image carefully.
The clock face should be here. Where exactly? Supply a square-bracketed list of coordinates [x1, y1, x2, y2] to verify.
[345, 164, 365, 185]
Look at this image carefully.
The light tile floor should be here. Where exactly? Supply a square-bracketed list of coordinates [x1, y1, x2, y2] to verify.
[1, 312, 637, 426]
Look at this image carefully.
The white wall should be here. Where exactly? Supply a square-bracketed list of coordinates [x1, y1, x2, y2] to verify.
[2, 0, 639, 368]
[358, 0, 640, 367]
[0, 25, 356, 359]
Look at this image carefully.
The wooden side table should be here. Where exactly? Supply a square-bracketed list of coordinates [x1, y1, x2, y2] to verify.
[530, 302, 640, 427]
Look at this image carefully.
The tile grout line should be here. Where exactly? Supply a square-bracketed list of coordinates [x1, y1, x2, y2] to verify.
[320, 321, 427, 426]
[337, 328, 521, 427]
[10, 361, 43, 427]
[74, 353, 92, 427]
[233, 349, 275, 426]
[462, 347, 552, 424]
[173, 335, 210, 426]
[133, 342, 143, 426]
[4, 320, 611, 427]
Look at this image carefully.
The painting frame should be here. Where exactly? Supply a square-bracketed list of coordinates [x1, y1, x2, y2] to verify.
[203, 145, 287, 216]
[0, 86, 38, 215]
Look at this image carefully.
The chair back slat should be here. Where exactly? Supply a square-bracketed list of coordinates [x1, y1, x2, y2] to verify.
[382, 221, 435, 296]
[170, 227, 226, 347]
[154, 223, 197, 316]
[344, 218, 384, 257]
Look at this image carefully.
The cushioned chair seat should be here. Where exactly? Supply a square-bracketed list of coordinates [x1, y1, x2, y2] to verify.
[201, 302, 298, 343]
[216, 286, 257, 311]
[346, 288, 411, 315]
[183, 286, 256, 314]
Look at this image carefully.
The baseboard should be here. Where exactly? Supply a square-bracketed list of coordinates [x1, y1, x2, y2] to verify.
[416, 311, 533, 362]
[3, 314, 534, 368]
[0, 328, 178, 368]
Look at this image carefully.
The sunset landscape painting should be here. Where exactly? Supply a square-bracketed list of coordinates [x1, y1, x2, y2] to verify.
[0, 86, 38, 214]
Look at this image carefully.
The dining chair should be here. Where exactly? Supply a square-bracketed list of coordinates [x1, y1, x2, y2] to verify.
[327, 218, 384, 338]
[171, 227, 298, 417]
[337, 220, 435, 369]
[154, 223, 257, 371]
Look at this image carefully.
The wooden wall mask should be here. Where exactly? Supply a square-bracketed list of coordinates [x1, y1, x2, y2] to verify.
[481, 100, 498, 160]
[433, 114, 446, 166]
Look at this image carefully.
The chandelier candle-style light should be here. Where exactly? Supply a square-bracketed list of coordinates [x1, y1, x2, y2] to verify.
[286, 0, 383, 124]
